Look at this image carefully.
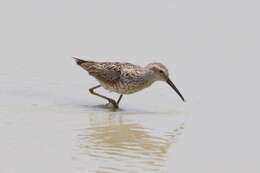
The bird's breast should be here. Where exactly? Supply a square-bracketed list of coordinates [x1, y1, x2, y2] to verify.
[99, 79, 154, 95]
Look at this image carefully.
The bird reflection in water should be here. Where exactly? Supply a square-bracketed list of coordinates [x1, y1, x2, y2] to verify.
[76, 112, 185, 173]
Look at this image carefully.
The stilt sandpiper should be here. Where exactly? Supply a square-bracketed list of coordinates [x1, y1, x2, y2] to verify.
[73, 57, 185, 108]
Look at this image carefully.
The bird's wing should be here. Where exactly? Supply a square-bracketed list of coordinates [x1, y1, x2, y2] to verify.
[73, 57, 139, 83]
[80, 61, 134, 83]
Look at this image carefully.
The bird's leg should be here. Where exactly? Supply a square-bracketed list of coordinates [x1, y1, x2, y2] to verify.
[89, 85, 118, 108]
[117, 95, 123, 105]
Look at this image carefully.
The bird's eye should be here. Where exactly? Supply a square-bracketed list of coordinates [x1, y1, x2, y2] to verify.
[159, 70, 163, 73]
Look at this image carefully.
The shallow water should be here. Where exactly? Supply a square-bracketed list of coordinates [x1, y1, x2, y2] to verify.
[0, 77, 188, 173]
[1, 0, 260, 172]
[1, 67, 259, 173]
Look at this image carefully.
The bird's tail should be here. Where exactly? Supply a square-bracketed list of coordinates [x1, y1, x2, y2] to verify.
[72, 57, 96, 73]
[72, 57, 87, 65]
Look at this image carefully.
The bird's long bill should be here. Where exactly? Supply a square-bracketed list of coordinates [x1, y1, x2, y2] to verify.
[167, 79, 185, 102]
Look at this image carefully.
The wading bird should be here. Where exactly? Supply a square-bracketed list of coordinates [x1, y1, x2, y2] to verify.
[73, 57, 185, 108]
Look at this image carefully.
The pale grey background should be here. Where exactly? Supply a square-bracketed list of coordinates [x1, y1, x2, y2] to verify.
[0, 0, 259, 173]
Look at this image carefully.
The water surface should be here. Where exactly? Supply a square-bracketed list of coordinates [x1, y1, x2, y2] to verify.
[1, 0, 260, 172]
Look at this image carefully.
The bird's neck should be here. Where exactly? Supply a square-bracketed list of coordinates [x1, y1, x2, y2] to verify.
[145, 69, 158, 83]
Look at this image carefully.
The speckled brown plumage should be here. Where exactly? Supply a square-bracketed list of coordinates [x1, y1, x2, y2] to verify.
[73, 57, 185, 108]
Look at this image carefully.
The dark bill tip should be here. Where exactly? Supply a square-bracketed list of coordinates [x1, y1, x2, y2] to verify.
[166, 79, 185, 102]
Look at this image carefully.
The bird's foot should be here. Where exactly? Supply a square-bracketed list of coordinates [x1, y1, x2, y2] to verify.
[106, 99, 119, 109]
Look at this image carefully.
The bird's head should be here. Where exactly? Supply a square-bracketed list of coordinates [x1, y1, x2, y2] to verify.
[146, 63, 169, 81]
[146, 62, 185, 102]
